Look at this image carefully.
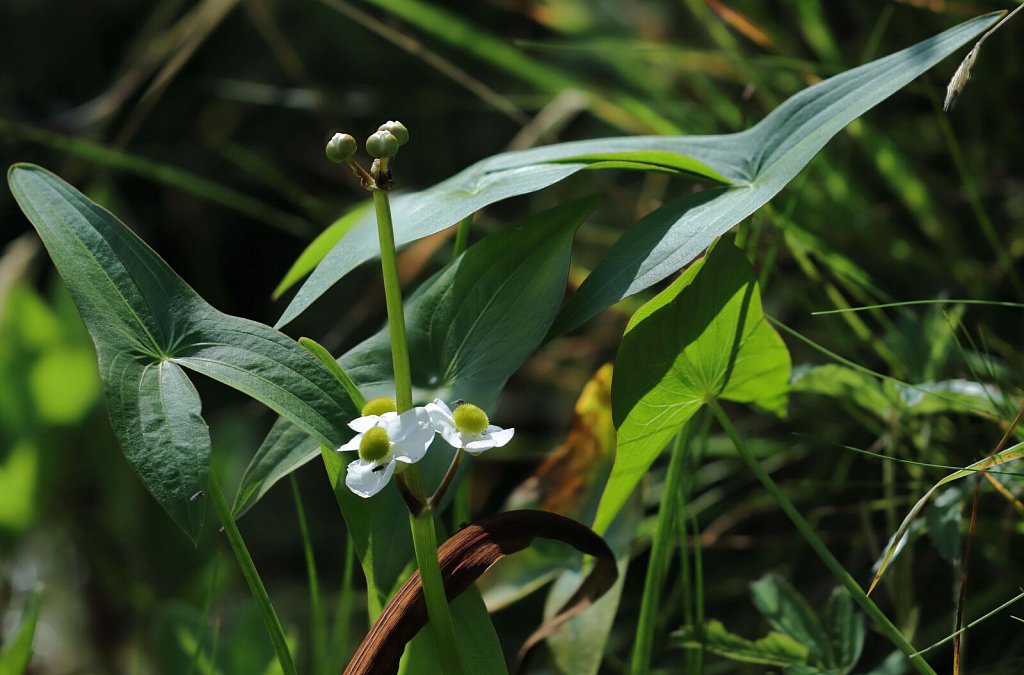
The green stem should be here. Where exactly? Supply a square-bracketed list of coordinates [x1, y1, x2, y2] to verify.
[329, 536, 357, 671]
[291, 475, 326, 675]
[209, 481, 298, 675]
[371, 185, 462, 674]
[452, 215, 472, 259]
[630, 426, 690, 674]
[409, 507, 465, 675]
[706, 399, 937, 675]
[371, 187, 414, 412]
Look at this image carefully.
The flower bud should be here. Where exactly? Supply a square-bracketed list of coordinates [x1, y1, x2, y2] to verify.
[366, 130, 399, 159]
[377, 120, 409, 146]
[325, 133, 357, 163]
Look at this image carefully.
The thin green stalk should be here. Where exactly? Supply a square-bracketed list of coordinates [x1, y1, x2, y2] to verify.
[372, 184, 463, 674]
[409, 507, 465, 675]
[705, 399, 938, 675]
[371, 186, 413, 412]
[452, 215, 472, 259]
[299, 337, 367, 411]
[291, 475, 327, 675]
[329, 538, 356, 672]
[209, 481, 298, 675]
[631, 426, 691, 674]
[691, 514, 704, 675]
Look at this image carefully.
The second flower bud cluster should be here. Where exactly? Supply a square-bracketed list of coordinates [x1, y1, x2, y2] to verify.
[337, 396, 513, 498]
[326, 120, 409, 163]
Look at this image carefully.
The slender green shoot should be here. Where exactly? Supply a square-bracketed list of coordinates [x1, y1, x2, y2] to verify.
[291, 475, 327, 675]
[299, 337, 367, 410]
[631, 424, 691, 674]
[330, 539, 357, 668]
[691, 514, 704, 674]
[706, 399, 937, 675]
[209, 480, 298, 675]
[812, 299, 1024, 315]
[453, 215, 472, 259]
[912, 589, 1024, 657]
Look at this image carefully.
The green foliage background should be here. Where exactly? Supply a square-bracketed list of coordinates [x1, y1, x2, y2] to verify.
[1, 1, 1022, 673]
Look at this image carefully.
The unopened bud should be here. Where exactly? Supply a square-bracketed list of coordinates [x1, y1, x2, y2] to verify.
[377, 120, 409, 146]
[366, 130, 399, 159]
[326, 133, 357, 163]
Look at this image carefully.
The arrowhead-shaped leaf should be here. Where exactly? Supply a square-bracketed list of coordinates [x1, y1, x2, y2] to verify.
[594, 240, 790, 534]
[8, 164, 357, 542]
[278, 14, 1000, 331]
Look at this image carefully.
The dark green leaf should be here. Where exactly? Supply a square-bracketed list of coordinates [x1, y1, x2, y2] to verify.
[8, 164, 356, 541]
[750, 575, 831, 665]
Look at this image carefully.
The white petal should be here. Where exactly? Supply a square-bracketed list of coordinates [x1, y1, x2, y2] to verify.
[337, 434, 363, 452]
[425, 399, 455, 428]
[436, 423, 466, 448]
[463, 437, 495, 453]
[345, 458, 396, 498]
[394, 422, 435, 463]
[348, 416, 379, 433]
[485, 426, 515, 447]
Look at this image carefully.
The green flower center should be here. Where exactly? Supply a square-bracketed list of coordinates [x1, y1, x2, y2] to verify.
[358, 427, 392, 462]
[453, 404, 489, 435]
[361, 397, 397, 417]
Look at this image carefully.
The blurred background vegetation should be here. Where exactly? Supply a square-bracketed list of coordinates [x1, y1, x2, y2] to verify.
[1, 0, 1022, 673]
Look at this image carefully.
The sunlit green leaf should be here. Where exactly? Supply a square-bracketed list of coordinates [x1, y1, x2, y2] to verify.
[594, 239, 790, 534]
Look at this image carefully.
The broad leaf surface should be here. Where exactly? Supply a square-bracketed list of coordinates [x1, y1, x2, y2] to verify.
[278, 14, 999, 330]
[8, 164, 356, 542]
[595, 240, 790, 534]
[750, 575, 831, 665]
[236, 199, 597, 597]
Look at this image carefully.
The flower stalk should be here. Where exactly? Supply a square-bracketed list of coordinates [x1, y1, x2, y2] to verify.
[365, 137, 465, 673]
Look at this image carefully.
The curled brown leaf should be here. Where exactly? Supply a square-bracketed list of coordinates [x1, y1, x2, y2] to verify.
[344, 509, 617, 675]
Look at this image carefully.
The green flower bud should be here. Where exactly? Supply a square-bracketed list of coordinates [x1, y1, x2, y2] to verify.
[366, 130, 399, 159]
[326, 133, 357, 163]
[377, 120, 409, 146]
[361, 396, 397, 417]
[453, 403, 489, 435]
[358, 427, 392, 462]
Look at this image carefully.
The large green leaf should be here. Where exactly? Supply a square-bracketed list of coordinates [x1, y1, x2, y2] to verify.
[8, 164, 357, 542]
[277, 14, 1000, 330]
[236, 198, 598, 595]
[594, 240, 790, 534]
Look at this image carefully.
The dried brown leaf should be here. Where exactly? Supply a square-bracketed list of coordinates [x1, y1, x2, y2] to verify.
[344, 509, 617, 675]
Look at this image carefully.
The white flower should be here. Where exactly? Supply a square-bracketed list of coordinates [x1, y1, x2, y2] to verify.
[425, 398, 514, 454]
[336, 407, 434, 497]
